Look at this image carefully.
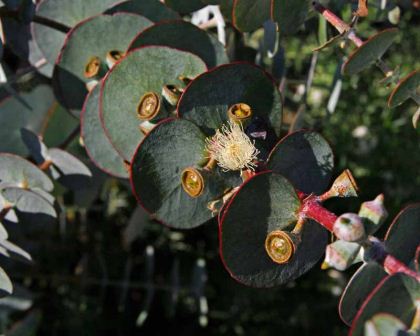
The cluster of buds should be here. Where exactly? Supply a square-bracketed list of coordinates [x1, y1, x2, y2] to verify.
[323, 194, 388, 271]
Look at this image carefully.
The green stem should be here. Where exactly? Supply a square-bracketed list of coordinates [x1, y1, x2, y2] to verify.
[58, 125, 80, 150]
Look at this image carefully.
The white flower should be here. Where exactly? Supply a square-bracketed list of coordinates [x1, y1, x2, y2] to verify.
[205, 121, 259, 171]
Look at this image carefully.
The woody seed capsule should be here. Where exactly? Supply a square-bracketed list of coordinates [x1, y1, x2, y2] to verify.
[84, 56, 101, 79]
[137, 92, 161, 121]
[265, 230, 295, 264]
[181, 167, 204, 198]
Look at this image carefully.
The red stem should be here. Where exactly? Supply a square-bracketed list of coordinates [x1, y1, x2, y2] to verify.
[296, 191, 307, 201]
[300, 196, 337, 231]
[312, 2, 363, 47]
[383, 254, 420, 281]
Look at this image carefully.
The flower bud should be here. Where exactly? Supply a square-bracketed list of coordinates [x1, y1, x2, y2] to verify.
[362, 237, 387, 263]
[358, 194, 388, 234]
[322, 240, 361, 271]
[333, 213, 366, 242]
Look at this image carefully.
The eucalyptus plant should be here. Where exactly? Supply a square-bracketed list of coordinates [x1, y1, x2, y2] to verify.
[0, 0, 418, 334]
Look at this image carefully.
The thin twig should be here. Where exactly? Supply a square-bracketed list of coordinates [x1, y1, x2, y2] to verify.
[0, 8, 70, 33]
[58, 125, 80, 149]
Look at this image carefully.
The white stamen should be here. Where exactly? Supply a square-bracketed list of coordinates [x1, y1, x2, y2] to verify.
[205, 121, 259, 172]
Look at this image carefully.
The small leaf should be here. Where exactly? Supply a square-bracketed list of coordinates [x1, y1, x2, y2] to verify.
[271, 0, 309, 35]
[81, 85, 128, 178]
[53, 13, 152, 115]
[0, 266, 13, 297]
[0, 221, 8, 241]
[350, 273, 419, 336]
[263, 20, 278, 56]
[0, 284, 33, 311]
[0, 153, 53, 192]
[0, 187, 57, 225]
[177, 62, 283, 138]
[131, 119, 230, 229]
[105, 0, 180, 22]
[101, 46, 206, 161]
[0, 240, 32, 262]
[0, 85, 55, 155]
[343, 28, 399, 76]
[388, 70, 420, 108]
[384, 203, 420, 266]
[32, 0, 120, 77]
[47, 148, 92, 190]
[21, 128, 50, 165]
[339, 262, 387, 326]
[232, 0, 271, 32]
[267, 130, 334, 194]
[128, 20, 228, 68]
[122, 206, 149, 248]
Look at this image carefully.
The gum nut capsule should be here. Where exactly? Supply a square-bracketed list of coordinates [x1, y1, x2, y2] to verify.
[84, 56, 101, 78]
[162, 85, 182, 107]
[265, 230, 295, 264]
[106, 50, 124, 69]
[329, 169, 359, 198]
[358, 194, 388, 226]
[333, 213, 366, 242]
[181, 167, 204, 198]
[137, 92, 160, 121]
[227, 103, 253, 124]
